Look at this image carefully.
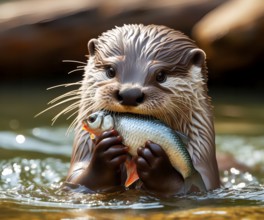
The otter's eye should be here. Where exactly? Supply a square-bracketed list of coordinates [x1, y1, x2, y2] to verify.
[156, 71, 167, 83]
[105, 66, 116, 78]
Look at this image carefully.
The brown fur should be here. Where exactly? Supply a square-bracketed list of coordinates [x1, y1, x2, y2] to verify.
[64, 24, 219, 190]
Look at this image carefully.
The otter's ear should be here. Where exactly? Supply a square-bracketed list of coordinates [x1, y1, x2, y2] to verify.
[187, 48, 206, 79]
[87, 38, 98, 56]
[188, 48, 206, 67]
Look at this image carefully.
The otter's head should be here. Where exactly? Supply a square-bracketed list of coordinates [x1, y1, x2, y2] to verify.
[79, 24, 208, 132]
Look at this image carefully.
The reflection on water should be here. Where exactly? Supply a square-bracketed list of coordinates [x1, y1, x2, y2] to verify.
[0, 128, 72, 157]
[0, 127, 263, 219]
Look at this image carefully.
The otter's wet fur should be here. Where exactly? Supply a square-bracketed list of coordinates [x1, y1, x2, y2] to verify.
[47, 24, 220, 191]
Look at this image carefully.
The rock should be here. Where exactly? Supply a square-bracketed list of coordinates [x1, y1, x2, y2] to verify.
[193, 0, 264, 74]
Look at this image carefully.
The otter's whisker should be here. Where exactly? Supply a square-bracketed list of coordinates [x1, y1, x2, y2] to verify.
[51, 101, 81, 125]
[62, 60, 86, 65]
[66, 109, 80, 120]
[47, 82, 82, 90]
[49, 96, 80, 107]
[36, 96, 80, 118]
[59, 101, 81, 117]
[67, 116, 80, 135]
[68, 68, 85, 75]
[77, 105, 94, 121]
[48, 90, 80, 104]
[52, 100, 80, 117]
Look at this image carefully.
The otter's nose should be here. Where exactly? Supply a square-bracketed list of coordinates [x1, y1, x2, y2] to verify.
[116, 88, 145, 106]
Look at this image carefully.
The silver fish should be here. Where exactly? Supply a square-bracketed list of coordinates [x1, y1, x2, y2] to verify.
[83, 111, 206, 193]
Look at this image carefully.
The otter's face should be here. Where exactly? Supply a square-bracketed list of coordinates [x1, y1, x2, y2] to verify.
[80, 24, 208, 131]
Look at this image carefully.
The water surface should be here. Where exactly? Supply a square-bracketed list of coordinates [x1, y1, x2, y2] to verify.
[0, 85, 263, 219]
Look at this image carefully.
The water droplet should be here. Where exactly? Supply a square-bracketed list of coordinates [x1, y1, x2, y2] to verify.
[230, 167, 240, 175]
[32, 128, 41, 136]
[16, 134, 26, 144]
[13, 163, 21, 173]
[31, 163, 37, 169]
[244, 172, 253, 182]
[2, 167, 13, 176]
[222, 177, 228, 182]
[236, 182, 246, 188]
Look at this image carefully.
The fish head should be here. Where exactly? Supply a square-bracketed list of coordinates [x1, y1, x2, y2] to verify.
[82, 111, 114, 135]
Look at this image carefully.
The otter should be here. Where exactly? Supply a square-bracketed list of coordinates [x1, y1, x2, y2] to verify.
[64, 24, 220, 196]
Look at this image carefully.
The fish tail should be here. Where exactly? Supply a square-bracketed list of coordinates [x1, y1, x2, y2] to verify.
[184, 171, 206, 193]
[124, 158, 139, 187]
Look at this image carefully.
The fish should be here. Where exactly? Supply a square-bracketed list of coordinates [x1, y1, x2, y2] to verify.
[82, 111, 206, 193]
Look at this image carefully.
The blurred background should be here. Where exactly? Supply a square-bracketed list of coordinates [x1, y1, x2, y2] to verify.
[0, 1, 264, 218]
[0, 0, 264, 138]
[0, 0, 264, 135]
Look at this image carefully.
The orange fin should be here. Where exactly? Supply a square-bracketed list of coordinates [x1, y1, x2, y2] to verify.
[90, 133, 96, 140]
[125, 159, 139, 187]
[82, 124, 89, 132]
[82, 123, 96, 140]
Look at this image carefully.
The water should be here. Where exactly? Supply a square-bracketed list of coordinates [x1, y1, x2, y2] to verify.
[0, 86, 264, 219]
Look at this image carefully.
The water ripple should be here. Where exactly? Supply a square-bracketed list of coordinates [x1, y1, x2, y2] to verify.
[0, 129, 263, 211]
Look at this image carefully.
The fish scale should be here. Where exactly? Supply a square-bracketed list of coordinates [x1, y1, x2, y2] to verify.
[114, 114, 194, 178]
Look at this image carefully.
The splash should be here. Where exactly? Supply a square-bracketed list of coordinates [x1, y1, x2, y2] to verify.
[0, 129, 263, 212]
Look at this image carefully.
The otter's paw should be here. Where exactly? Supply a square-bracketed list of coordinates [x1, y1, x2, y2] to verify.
[74, 130, 128, 192]
[136, 141, 184, 196]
